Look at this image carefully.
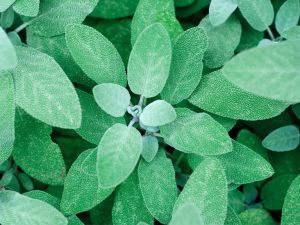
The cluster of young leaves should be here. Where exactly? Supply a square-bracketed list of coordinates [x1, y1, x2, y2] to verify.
[1, 0, 300, 224]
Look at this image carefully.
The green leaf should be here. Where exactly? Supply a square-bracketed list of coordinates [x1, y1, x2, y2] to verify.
[160, 108, 232, 156]
[0, 190, 67, 225]
[61, 149, 114, 215]
[282, 175, 300, 225]
[261, 174, 297, 210]
[128, 23, 172, 98]
[97, 123, 142, 188]
[237, 0, 274, 31]
[141, 136, 159, 162]
[138, 150, 177, 223]
[75, 89, 125, 145]
[225, 206, 242, 225]
[174, 158, 228, 225]
[23, 190, 60, 209]
[223, 40, 300, 103]
[140, 100, 176, 127]
[160, 27, 208, 105]
[176, 0, 210, 18]
[13, 109, 66, 185]
[91, 0, 139, 19]
[13, 46, 82, 129]
[28, 0, 99, 37]
[174, 0, 194, 7]
[1, 7, 14, 29]
[239, 209, 277, 225]
[0, 72, 14, 164]
[169, 203, 204, 225]
[18, 173, 34, 191]
[131, 0, 175, 44]
[0, 27, 17, 71]
[65, 24, 127, 86]
[189, 70, 288, 120]
[199, 15, 241, 68]
[0, 0, 15, 12]
[93, 83, 131, 117]
[283, 26, 300, 40]
[262, 125, 300, 152]
[13, 0, 39, 17]
[209, 0, 238, 26]
[275, 0, 300, 35]
[112, 171, 153, 225]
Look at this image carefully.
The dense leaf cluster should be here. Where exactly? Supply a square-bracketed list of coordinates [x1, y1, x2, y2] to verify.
[1, 0, 300, 224]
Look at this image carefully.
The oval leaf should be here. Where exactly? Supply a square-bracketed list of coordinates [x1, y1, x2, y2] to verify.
[0, 27, 17, 71]
[13, 0, 39, 17]
[93, 83, 131, 117]
[169, 203, 204, 225]
[128, 23, 172, 98]
[209, 0, 238, 26]
[141, 136, 159, 162]
[97, 123, 142, 188]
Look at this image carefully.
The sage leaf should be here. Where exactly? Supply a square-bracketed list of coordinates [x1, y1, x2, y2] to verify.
[93, 83, 131, 117]
[13, 0, 39, 17]
[161, 27, 208, 105]
[237, 0, 274, 31]
[13, 109, 66, 185]
[282, 175, 300, 225]
[138, 150, 177, 223]
[24, 190, 60, 209]
[174, 158, 228, 225]
[275, 0, 300, 35]
[225, 206, 242, 225]
[0, 0, 15, 12]
[239, 209, 277, 225]
[141, 136, 159, 162]
[75, 89, 125, 145]
[209, 0, 238, 26]
[97, 123, 142, 188]
[199, 15, 241, 68]
[0, 27, 17, 71]
[189, 70, 289, 120]
[128, 23, 172, 98]
[169, 203, 204, 225]
[13, 46, 82, 129]
[223, 40, 300, 103]
[0, 72, 14, 164]
[140, 100, 176, 127]
[0, 190, 67, 225]
[28, 0, 99, 37]
[61, 149, 114, 215]
[262, 125, 300, 152]
[112, 171, 153, 225]
[65, 24, 127, 86]
[160, 108, 232, 156]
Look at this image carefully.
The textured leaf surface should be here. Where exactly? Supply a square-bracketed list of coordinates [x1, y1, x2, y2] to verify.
[239, 209, 276, 225]
[189, 70, 288, 120]
[0, 27, 17, 71]
[75, 89, 125, 145]
[131, 0, 175, 44]
[225, 206, 242, 225]
[141, 136, 159, 162]
[91, 0, 139, 19]
[0, 73, 14, 164]
[209, 0, 237, 26]
[0, 0, 15, 12]
[140, 100, 176, 127]
[61, 149, 114, 215]
[169, 203, 204, 225]
[97, 123, 142, 188]
[13, 109, 66, 185]
[13, 46, 81, 129]
[199, 15, 241, 68]
[237, 0, 274, 31]
[174, 158, 228, 225]
[65, 24, 126, 86]
[275, 0, 300, 35]
[93, 83, 130, 117]
[0, 190, 67, 225]
[128, 23, 172, 98]
[262, 125, 300, 152]
[24, 190, 60, 209]
[223, 40, 300, 102]
[28, 0, 99, 37]
[282, 175, 300, 225]
[160, 108, 232, 155]
[261, 174, 297, 210]
[161, 27, 207, 105]
[112, 171, 153, 225]
[13, 0, 39, 17]
[138, 150, 177, 223]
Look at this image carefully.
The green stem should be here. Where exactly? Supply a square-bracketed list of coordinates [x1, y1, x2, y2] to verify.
[175, 153, 185, 167]
[128, 117, 138, 127]
[267, 27, 275, 41]
[14, 22, 30, 33]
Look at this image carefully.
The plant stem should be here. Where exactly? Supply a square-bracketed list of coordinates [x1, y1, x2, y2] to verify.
[175, 153, 185, 167]
[128, 117, 138, 127]
[267, 27, 275, 41]
[138, 95, 144, 107]
[14, 22, 30, 33]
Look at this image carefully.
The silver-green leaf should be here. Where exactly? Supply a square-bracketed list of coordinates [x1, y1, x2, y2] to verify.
[0, 27, 17, 71]
[209, 0, 238, 26]
[141, 136, 159, 162]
